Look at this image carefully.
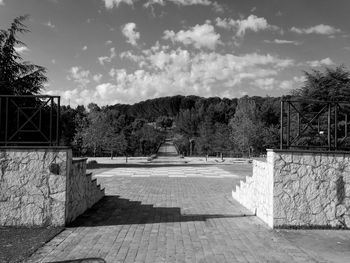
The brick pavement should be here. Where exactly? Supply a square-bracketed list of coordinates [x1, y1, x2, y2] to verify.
[28, 165, 321, 263]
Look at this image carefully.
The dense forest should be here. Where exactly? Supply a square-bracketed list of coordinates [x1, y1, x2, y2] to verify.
[60, 95, 281, 157]
[61, 65, 350, 157]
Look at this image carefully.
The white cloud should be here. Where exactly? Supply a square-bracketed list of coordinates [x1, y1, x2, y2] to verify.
[279, 76, 306, 90]
[212, 1, 224, 13]
[67, 66, 90, 87]
[163, 23, 221, 50]
[216, 15, 279, 37]
[14, 46, 29, 54]
[105, 40, 113, 45]
[253, 78, 276, 90]
[45, 21, 55, 29]
[0, 0, 4, 6]
[98, 47, 116, 65]
[264, 39, 301, 45]
[58, 44, 294, 106]
[93, 74, 103, 83]
[82, 46, 88, 51]
[291, 24, 341, 35]
[102, 0, 134, 9]
[306, 57, 335, 67]
[145, 0, 211, 7]
[121, 23, 140, 46]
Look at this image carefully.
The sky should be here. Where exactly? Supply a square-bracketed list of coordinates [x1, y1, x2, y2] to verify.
[0, 0, 350, 106]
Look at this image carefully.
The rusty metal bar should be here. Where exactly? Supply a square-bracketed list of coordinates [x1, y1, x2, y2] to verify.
[334, 103, 338, 149]
[56, 97, 60, 146]
[50, 98, 53, 145]
[328, 103, 331, 150]
[346, 114, 348, 138]
[5, 97, 8, 146]
[287, 101, 290, 147]
[297, 113, 300, 137]
[280, 100, 284, 149]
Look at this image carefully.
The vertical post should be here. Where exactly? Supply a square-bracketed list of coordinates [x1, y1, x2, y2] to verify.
[334, 103, 338, 149]
[56, 97, 60, 146]
[5, 97, 8, 146]
[297, 113, 300, 136]
[328, 103, 331, 150]
[287, 101, 290, 148]
[0, 98, 2, 140]
[280, 100, 284, 149]
[50, 98, 53, 145]
[345, 114, 348, 139]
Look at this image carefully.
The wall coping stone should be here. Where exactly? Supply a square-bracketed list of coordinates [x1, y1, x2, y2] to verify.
[267, 149, 350, 155]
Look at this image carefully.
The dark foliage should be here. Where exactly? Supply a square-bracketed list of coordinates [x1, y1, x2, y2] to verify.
[0, 15, 47, 95]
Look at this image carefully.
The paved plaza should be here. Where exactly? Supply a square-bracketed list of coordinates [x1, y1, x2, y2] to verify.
[28, 164, 349, 263]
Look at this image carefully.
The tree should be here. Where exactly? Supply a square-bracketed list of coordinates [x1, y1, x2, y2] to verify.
[292, 66, 350, 101]
[0, 15, 47, 95]
[229, 97, 264, 156]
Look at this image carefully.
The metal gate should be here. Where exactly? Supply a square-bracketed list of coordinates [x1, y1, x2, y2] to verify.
[280, 98, 350, 150]
[0, 95, 60, 146]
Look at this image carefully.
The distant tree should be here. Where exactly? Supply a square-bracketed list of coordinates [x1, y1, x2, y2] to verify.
[292, 66, 350, 101]
[229, 97, 264, 156]
[60, 105, 78, 146]
[175, 109, 199, 138]
[103, 131, 127, 158]
[0, 15, 47, 95]
[196, 116, 214, 155]
[156, 116, 173, 130]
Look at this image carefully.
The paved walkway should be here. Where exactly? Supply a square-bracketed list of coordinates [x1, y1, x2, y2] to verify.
[28, 165, 329, 262]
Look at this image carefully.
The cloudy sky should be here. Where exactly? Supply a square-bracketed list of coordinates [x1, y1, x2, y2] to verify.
[1, 0, 349, 106]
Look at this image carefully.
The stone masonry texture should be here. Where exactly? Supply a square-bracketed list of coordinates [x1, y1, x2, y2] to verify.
[66, 159, 105, 223]
[272, 150, 350, 228]
[0, 148, 68, 226]
[232, 160, 274, 227]
[0, 148, 104, 227]
[232, 149, 350, 228]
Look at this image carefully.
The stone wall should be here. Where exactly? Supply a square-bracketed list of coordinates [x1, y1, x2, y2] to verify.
[232, 160, 274, 227]
[0, 148, 70, 226]
[232, 149, 350, 228]
[66, 158, 104, 223]
[271, 150, 350, 228]
[0, 147, 104, 227]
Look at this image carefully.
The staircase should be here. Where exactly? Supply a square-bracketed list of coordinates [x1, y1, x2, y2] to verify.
[157, 139, 179, 157]
[151, 139, 187, 163]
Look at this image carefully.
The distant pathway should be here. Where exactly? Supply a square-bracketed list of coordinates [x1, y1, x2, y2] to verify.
[28, 165, 319, 263]
[156, 139, 179, 157]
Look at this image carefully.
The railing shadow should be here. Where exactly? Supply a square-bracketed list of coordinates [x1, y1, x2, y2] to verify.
[68, 196, 254, 227]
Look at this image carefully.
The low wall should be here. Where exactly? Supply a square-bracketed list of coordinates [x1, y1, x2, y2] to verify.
[66, 158, 104, 223]
[272, 150, 350, 228]
[0, 147, 70, 226]
[232, 149, 350, 228]
[0, 147, 104, 227]
[232, 160, 274, 227]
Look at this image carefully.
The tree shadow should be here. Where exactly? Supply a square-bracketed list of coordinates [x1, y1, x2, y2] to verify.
[68, 196, 254, 227]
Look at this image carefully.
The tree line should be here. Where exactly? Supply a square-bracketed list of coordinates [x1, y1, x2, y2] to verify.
[2, 16, 350, 155]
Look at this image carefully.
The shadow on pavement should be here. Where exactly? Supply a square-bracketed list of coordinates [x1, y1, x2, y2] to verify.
[68, 196, 254, 227]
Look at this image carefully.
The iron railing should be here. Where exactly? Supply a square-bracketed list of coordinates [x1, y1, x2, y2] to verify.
[280, 98, 350, 150]
[0, 95, 60, 146]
